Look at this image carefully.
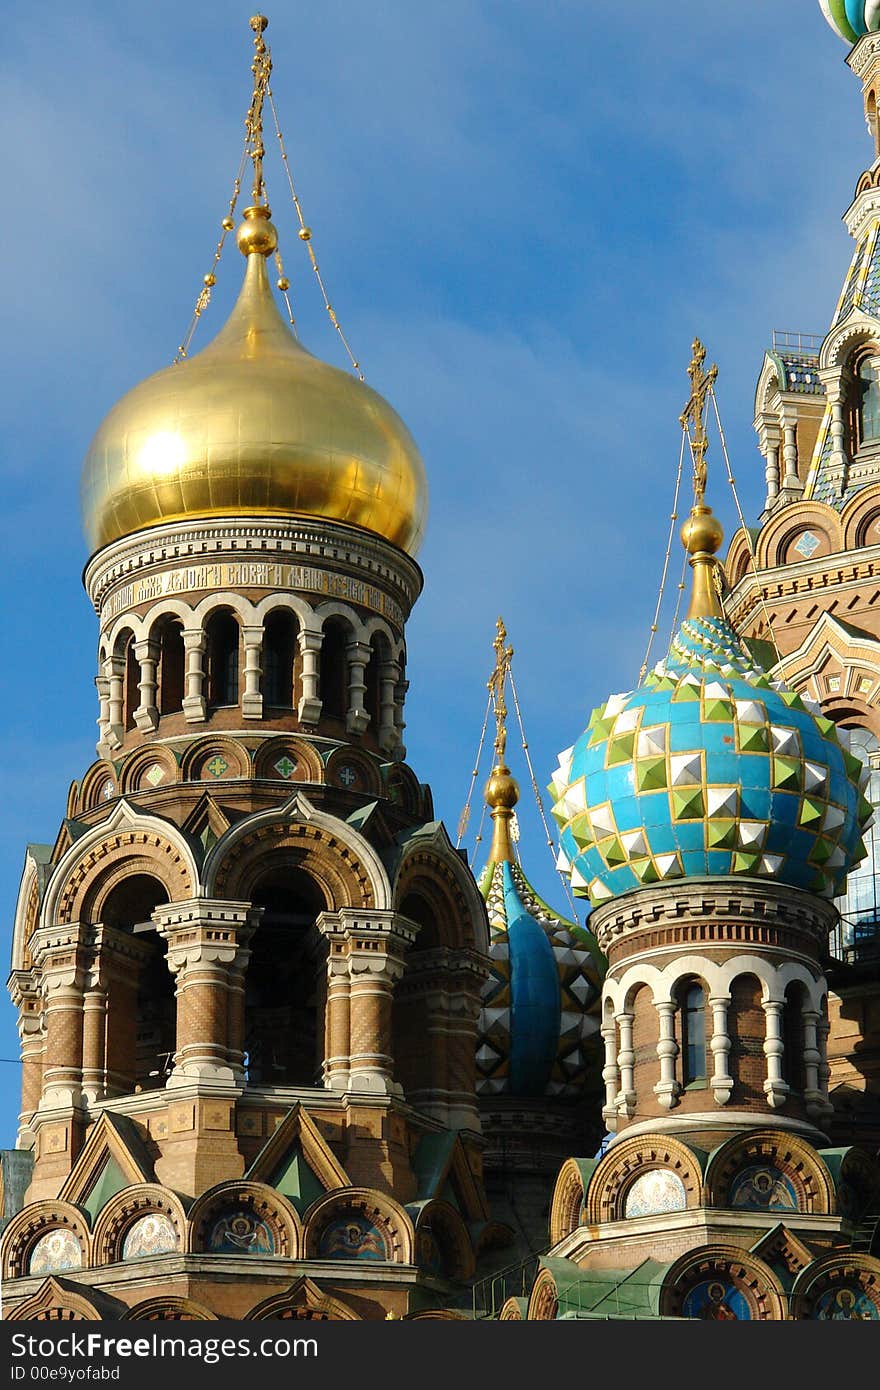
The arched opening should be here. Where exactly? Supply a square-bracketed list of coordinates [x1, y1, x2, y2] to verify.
[244, 866, 327, 1087]
[263, 610, 298, 708]
[364, 634, 390, 734]
[319, 620, 348, 721]
[728, 974, 765, 1105]
[114, 630, 139, 732]
[205, 610, 240, 709]
[100, 874, 174, 1091]
[675, 978, 707, 1087]
[156, 618, 185, 715]
[849, 352, 880, 455]
[783, 982, 807, 1094]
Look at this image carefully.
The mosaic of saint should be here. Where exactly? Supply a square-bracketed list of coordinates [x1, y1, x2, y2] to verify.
[318, 1215, 386, 1261]
[813, 1286, 879, 1320]
[28, 1228, 82, 1276]
[729, 1165, 798, 1212]
[682, 1279, 752, 1321]
[122, 1212, 179, 1260]
[207, 1210, 275, 1255]
[624, 1169, 687, 1218]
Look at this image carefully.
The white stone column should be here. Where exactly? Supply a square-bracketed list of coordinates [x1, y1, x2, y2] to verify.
[762, 998, 789, 1108]
[601, 1013, 619, 1130]
[133, 638, 160, 732]
[241, 625, 263, 720]
[297, 629, 323, 726]
[95, 671, 112, 756]
[802, 1007, 824, 1120]
[345, 640, 371, 735]
[709, 994, 733, 1105]
[819, 368, 850, 499]
[653, 1000, 680, 1109]
[763, 439, 780, 508]
[614, 1010, 636, 1117]
[378, 659, 400, 753]
[182, 628, 207, 723]
[106, 654, 125, 749]
[393, 672, 409, 760]
[779, 411, 803, 499]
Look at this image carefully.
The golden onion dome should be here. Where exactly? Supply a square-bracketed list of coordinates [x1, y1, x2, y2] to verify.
[80, 205, 428, 556]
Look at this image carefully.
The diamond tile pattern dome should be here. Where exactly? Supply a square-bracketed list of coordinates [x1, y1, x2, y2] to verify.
[550, 617, 873, 906]
[476, 860, 603, 1098]
[819, 1, 880, 43]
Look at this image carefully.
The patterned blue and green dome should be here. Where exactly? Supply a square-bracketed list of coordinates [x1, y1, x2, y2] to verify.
[476, 854, 603, 1098]
[549, 615, 873, 906]
[820, 1, 880, 43]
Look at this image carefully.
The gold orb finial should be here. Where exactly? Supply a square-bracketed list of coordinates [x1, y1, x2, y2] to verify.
[236, 204, 279, 257]
[681, 506, 723, 558]
[250, 14, 269, 35]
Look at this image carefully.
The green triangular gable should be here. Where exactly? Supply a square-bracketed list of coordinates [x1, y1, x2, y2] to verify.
[83, 1155, 127, 1222]
[269, 1145, 325, 1215]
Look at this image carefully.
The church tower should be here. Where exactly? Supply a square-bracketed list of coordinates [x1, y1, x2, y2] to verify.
[1, 18, 495, 1322]
[514, 347, 880, 1322]
[725, 4, 880, 1150]
[472, 622, 604, 1255]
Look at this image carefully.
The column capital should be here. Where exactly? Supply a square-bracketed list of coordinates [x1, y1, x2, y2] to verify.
[153, 898, 261, 968]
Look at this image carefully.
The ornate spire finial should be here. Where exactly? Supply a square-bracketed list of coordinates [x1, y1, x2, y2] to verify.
[679, 339, 724, 621]
[484, 617, 519, 863]
[246, 16, 272, 205]
[489, 617, 514, 766]
[679, 337, 718, 510]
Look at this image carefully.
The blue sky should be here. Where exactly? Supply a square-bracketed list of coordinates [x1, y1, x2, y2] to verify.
[0, 0, 865, 1138]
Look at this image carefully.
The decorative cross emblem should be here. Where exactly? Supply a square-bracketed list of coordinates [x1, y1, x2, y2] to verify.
[680, 337, 718, 507]
[206, 755, 229, 778]
[338, 765, 357, 787]
[274, 755, 297, 779]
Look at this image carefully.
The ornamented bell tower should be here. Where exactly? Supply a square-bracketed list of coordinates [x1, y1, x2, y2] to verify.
[2, 17, 498, 1322]
[724, 4, 880, 1149]
[521, 346, 880, 1323]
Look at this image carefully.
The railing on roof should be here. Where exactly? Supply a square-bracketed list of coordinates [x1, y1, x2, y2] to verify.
[471, 1252, 542, 1319]
[827, 915, 880, 967]
[772, 329, 823, 355]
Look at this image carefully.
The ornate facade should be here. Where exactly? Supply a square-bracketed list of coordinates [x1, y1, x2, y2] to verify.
[0, 18, 502, 1322]
[4, 4, 880, 1326]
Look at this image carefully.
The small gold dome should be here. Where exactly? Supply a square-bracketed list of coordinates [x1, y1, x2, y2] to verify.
[81, 208, 428, 555]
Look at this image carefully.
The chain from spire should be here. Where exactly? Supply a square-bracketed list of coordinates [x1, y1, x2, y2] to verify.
[172, 15, 362, 372]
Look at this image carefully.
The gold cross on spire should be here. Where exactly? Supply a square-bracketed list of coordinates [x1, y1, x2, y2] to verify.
[246, 16, 272, 204]
[679, 337, 718, 508]
[488, 617, 514, 766]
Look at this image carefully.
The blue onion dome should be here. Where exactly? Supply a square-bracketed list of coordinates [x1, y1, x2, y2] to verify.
[820, 1, 880, 43]
[549, 504, 874, 908]
[475, 759, 604, 1098]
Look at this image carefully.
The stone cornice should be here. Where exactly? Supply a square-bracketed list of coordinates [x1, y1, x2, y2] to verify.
[590, 878, 837, 958]
[726, 541, 880, 626]
[83, 516, 423, 626]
